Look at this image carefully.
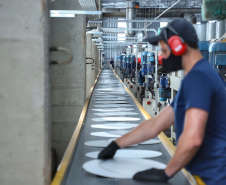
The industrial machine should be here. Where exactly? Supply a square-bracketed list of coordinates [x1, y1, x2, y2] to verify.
[159, 75, 171, 102]
[209, 42, 226, 82]
[147, 52, 155, 75]
[141, 51, 148, 77]
[130, 55, 136, 78]
[125, 55, 131, 78]
[199, 41, 210, 61]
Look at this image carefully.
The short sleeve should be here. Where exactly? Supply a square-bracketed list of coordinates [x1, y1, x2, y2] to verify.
[183, 70, 213, 112]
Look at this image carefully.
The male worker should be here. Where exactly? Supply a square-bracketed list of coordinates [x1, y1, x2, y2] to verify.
[109, 58, 114, 69]
[98, 18, 226, 185]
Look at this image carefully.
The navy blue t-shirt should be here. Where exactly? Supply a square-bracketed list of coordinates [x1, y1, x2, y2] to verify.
[171, 58, 226, 184]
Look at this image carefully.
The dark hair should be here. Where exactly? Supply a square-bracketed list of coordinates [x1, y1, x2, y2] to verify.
[186, 42, 198, 49]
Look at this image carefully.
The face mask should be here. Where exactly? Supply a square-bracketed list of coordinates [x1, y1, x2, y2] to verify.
[162, 53, 182, 73]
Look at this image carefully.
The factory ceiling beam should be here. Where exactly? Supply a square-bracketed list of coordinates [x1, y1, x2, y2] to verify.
[103, 41, 136, 43]
[102, 8, 201, 17]
[101, 27, 156, 32]
[101, 36, 139, 39]
[88, 19, 171, 24]
[50, 10, 102, 15]
[78, 0, 97, 11]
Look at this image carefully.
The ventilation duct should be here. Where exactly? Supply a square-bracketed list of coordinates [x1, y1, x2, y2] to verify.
[126, 1, 136, 37]
[78, 0, 97, 21]
[78, 0, 97, 11]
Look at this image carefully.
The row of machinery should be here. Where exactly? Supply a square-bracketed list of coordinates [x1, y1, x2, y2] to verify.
[115, 41, 226, 142]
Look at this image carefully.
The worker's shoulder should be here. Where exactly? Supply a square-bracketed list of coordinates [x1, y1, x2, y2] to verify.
[187, 63, 225, 92]
[185, 68, 210, 82]
[188, 59, 219, 81]
[184, 67, 216, 89]
[192, 58, 213, 73]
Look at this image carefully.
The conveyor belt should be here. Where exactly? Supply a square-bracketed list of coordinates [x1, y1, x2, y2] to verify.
[52, 65, 196, 185]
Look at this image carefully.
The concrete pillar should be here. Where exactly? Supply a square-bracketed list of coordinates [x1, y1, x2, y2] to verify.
[92, 41, 97, 84]
[96, 50, 101, 74]
[0, 1, 51, 185]
[96, 47, 99, 76]
[86, 34, 93, 97]
[50, 0, 86, 165]
[94, 44, 98, 79]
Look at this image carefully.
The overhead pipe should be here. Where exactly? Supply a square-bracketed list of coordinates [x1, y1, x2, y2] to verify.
[126, 0, 136, 37]
[98, 0, 102, 19]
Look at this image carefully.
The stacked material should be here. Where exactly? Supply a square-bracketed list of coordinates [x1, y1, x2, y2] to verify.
[62, 65, 191, 185]
[83, 66, 164, 179]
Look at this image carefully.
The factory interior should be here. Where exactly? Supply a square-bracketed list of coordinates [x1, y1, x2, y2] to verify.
[1, 0, 226, 185]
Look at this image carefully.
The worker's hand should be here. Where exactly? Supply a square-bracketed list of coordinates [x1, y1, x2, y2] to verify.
[98, 141, 120, 159]
[133, 168, 170, 182]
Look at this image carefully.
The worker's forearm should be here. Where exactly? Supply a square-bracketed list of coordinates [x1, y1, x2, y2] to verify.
[115, 118, 158, 148]
[165, 135, 201, 177]
[116, 106, 174, 148]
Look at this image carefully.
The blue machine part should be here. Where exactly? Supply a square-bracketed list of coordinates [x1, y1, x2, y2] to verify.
[125, 55, 131, 76]
[209, 42, 226, 81]
[127, 55, 131, 69]
[160, 76, 168, 88]
[159, 76, 170, 101]
[130, 55, 136, 69]
[147, 65, 155, 75]
[198, 41, 209, 61]
[116, 56, 120, 68]
[126, 55, 130, 68]
[141, 51, 148, 76]
[120, 55, 124, 68]
[138, 70, 144, 85]
[147, 52, 155, 74]
[122, 55, 126, 68]
[141, 51, 148, 64]
[159, 88, 171, 101]
[125, 55, 128, 69]
[142, 64, 147, 76]
[147, 52, 155, 63]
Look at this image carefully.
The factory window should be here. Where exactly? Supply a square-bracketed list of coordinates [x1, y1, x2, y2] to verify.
[118, 33, 126, 41]
[118, 19, 126, 41]
[160, 22, 168, 28]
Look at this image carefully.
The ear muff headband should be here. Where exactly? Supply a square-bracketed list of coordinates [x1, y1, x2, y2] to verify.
[162, 27, 172, 52]
[163, 25, 186, 56]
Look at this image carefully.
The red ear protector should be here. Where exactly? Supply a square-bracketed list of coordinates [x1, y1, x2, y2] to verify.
[163, 25, 186, 56]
